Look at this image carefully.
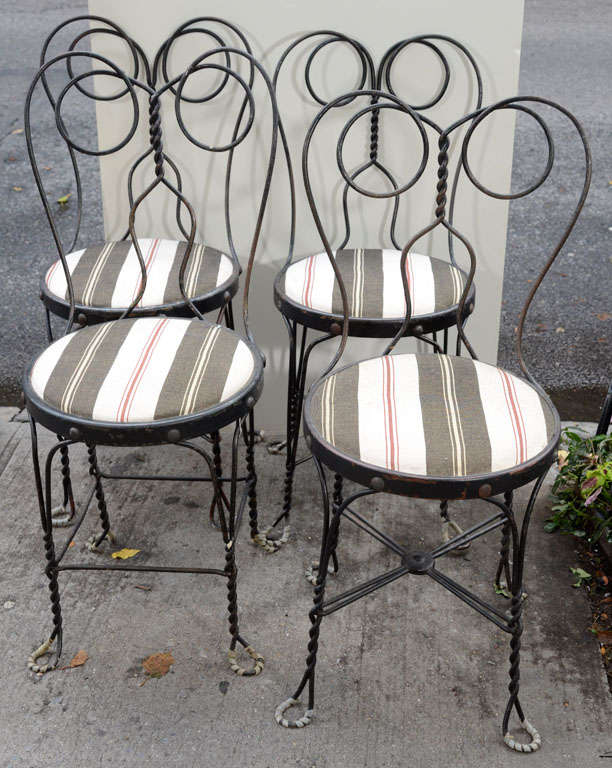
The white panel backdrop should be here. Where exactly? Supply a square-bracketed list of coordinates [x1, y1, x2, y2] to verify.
[87, 0, 524, 434]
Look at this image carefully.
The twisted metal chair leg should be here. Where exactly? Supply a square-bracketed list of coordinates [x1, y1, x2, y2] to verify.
[501, 478, 544, 753]
[28, 419, 64, 674]
[277, 460, 340, 728]
[85, 444, 115, 552]
[305, 473, 342, 584]
[493, 491, 514, 597]
[208, 431, 223, 528]
[51, 437, 76, 528]
[225, 541, 264, 676]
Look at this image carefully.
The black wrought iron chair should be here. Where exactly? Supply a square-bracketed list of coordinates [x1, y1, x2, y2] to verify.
[274, 91, 591, 753]
[269, 34, 484, 559]
[37, 16, 242, 334]
[23, 46, 278, 677]
[33, 16, 257, 531]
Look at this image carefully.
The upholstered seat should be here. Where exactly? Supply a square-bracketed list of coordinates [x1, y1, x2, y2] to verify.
[276, 250, 468, 330]
[42, 238, 238, 316]
[28, 317, 257, 424]
[305, 353, 559, 496]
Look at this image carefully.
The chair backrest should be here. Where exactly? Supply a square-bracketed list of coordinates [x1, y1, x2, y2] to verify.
[377, 35, 484, 262]
[152, 18, 257, 266]
[26, 38, 278, 351]
[144, 47, 279, 353]
[301, 92, 591, 394]
[301, 89, 430, 378]
[30, 16, 151, 262]
[272, 31, 374, 267]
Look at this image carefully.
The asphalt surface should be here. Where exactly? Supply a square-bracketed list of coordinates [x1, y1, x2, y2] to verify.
[0, 0, 610, 418]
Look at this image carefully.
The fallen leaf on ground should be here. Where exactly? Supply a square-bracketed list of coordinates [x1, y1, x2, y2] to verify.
[597, 630, 612, 643]
[70, 650, 88, 667]
[68, 540, 75, 548]
[12, 186, 22, 192]
[111, 548, 140, 560]
[11, 128, 23, 135]
[134, 584, 151, 591]
[142, 651, 174, 679]
[596, 312, 611, 321]
[42, 165, 52, 171]
[57, 193, 72, 205]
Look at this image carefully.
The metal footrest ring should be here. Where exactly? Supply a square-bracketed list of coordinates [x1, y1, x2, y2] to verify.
[275, 697, 314, 728]
[252, 524, 290, 553]
[504, 719, 542, 753]
[28, 636, 58, 674]
[227, 645, 264, 677]
[86, 530, 116, 553]
[51, 504, 75, 528]
[304, 560, 335, 586]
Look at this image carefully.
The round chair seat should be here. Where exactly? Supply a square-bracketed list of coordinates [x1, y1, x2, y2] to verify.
[274, 249, 474, 337]
[304, 353, 559, 499]
[42, 238, 239, 321]
[24, 317, 262, 445]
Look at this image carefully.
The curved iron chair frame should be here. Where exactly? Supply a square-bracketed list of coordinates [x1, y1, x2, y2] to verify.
[23, 46, 279, 676]
[33, 16, 264, 528]
[35, 16, 264, 332]
[275, 90, 592, 753]
[269, 32, 485, 549]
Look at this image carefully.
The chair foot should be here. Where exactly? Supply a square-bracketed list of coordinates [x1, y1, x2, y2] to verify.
[227, 644, 264, 677]
[251, 524, 291, 553]
[275, 697, 314, 728]
[51, 503, 75, 528]
[304, 560, 336, 586]
[504, 719, 542, 753]
[86, 529, 116, 553]
[28, 636, 60, 674]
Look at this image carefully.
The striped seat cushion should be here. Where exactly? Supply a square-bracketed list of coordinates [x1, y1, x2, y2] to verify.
[29, 317, 255, 423]
[308, 354, 557, 478]
[44, 238, 236, 309]
[282, 249, 465, 318]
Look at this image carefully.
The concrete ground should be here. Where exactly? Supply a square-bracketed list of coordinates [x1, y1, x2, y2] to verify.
[0, 0, 610, 417]
[1, 409, 610, 767]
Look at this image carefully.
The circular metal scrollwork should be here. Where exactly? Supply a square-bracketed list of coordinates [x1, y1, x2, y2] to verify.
[462, 102, 554, 199]
[53, 54, 140, 157]
[335, 96, 429, 199]
[384, 39, 451, 111]
[304, 36, 370, 107]
[174, 61, 255, 152]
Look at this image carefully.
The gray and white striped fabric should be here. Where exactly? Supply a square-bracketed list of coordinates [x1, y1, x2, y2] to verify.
[30, 317, 255, 423]
[283, 249, 464, 318]
[308, 354, 556, 477]
[45, 239, 235, 309]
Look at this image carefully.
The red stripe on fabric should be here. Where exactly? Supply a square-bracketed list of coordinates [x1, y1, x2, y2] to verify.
[303, 254, 316, 308]
[499, 370, 521, 465]
[116, 318, 168, 422]
[382, 356, 398, 471]
[131, 238, 160, 306]
[505, 373, 527, 463]
[404, 253, 414, 314]
[46, 260, 60, 288]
